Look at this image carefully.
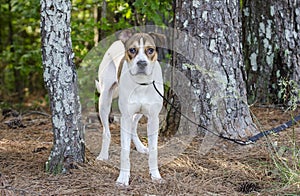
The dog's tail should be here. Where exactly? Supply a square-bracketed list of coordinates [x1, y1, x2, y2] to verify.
[95, 80, 101, 93]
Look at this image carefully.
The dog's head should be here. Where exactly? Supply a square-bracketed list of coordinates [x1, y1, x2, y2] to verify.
[118, 30, 165, 78]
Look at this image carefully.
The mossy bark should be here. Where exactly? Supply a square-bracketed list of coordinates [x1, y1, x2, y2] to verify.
[242, 0, 300, 104]
[173, 0, 257, 138]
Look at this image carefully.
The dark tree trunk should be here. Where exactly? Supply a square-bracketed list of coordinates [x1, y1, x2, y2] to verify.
[160, 86, 181, 137]
[243, 0, 300, 105]
[40, 0, 85, 174]
[173, 0, 257, 139]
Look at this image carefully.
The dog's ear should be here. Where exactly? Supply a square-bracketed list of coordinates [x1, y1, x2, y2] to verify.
[149, 32, 166, 48]
[118, 29, 134, 43]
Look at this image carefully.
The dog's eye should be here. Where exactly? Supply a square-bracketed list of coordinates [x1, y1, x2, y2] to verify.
[147, 48, 155, 55]
[129, 48, 136, 54]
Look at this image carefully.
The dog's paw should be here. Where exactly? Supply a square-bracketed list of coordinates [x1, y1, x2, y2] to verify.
[150, 170, 163, 183]
[116, 172, 130, 186]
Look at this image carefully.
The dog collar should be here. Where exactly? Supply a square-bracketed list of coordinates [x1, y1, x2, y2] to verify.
[136, 81, 153, 86]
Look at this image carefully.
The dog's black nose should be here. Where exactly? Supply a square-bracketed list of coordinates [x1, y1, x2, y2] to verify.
[137, 60, 147, 68]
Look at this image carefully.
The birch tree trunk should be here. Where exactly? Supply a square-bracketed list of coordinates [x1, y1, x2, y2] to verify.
[174, 0, 257, 138]
[243, 0, 300, 105]
[40, 0, 85, 173]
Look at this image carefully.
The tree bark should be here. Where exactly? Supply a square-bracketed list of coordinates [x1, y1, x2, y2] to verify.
[40, 0, 85, 174]
[174, 0, 257, 138]
[93, 4, 99, 46]
[100, 0, 107, 37]
[243, 0, 300, 105]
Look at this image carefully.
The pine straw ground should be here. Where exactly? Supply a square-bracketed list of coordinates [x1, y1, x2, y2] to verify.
[0, 107, 300, 195]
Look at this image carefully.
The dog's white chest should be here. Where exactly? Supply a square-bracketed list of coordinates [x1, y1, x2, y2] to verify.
[120, 84, 163, 116]
[128, 85, 157, 103]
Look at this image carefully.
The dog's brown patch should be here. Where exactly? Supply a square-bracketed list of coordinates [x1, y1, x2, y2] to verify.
[125, 47, 138, 62]
[117, 57, 125, 81]
[145, 46, 157, 62]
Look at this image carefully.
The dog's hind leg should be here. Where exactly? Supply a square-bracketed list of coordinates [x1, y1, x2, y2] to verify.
[132, 114, 149, 154]
[96, 83, 115, 161]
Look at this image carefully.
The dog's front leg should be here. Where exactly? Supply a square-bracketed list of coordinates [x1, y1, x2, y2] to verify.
[147, 115, 163, 182]
[116, 115, 132, 186]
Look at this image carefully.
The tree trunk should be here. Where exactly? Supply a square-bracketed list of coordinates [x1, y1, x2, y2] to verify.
[174, 0, 257, 139]
[99, 0, 107, 40]
[243, 0, 300, 105]
[159, 86, 181, 137]
[93, 4, 99, 46]
[40, 0, 85, 174]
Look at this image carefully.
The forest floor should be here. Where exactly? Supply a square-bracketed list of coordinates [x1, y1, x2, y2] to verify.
[0, 106, 300, 195]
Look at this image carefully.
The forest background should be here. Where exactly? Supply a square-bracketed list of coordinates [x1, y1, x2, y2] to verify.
[1, 0, 299, 109]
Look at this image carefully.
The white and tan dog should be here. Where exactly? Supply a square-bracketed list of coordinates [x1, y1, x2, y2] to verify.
[95, 30, 165, 186]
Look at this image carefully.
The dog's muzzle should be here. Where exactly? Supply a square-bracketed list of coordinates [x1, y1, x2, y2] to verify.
[135, 60, 148, 75]
[137, 60, 147, 69]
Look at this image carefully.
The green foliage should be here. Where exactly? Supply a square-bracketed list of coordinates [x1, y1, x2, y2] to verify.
[133, 0, 173, 25]
[239, 0, 243, 10]
[0, 0, 43, 103]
